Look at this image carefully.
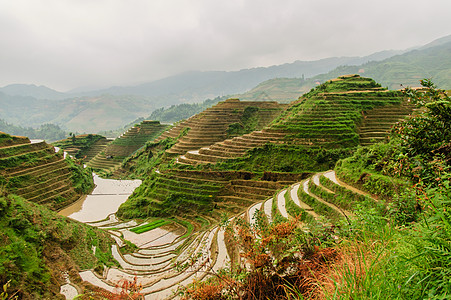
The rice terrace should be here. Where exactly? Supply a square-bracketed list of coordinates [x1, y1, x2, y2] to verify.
[1, 2, 451, 299]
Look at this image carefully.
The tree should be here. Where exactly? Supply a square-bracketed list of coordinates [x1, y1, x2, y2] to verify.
[394, 79, 451, 162]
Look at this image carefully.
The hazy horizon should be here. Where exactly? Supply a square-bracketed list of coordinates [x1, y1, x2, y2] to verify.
[1, 0, 451, 91]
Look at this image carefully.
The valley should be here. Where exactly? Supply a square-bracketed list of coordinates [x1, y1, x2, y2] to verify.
[0, 74, 450, 299]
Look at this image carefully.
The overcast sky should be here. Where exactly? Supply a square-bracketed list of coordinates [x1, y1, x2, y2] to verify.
[1, 0, 451, 91]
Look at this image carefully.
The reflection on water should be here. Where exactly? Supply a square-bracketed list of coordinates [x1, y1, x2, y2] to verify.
[30, 139, 44, 144]
[59, 174, 141, 223]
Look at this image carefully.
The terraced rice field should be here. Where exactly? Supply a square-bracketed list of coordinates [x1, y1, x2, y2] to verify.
[158, 98, 286, 156]
[62, 168, 379, 299]
[52, 134, 111, 161]
[0, 137, 85, 210]
[177, 76, 414, 167]
[88, 120, 169, 173]
[122, 168, 306, 221]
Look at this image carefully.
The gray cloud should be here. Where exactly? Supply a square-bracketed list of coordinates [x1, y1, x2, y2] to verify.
[1, 0, 451, 91]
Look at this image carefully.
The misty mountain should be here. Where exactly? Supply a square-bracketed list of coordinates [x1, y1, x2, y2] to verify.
[315, 37, 451, 90]
[76, 50, 404, 101]
[0, 92, 161, 133]
[418, 34, 451, 50]
[238, 35, 451, 101]
[0, 84, 67, 100]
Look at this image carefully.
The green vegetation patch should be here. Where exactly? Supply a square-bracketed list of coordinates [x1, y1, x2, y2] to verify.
[0, 193, 116, 298]
[0, 120, 66, 142]
[226, 106, 260, 138]
[211, 143, 353, 173]
[66, 157, 94, 194]
[297, 184, 342, 221]
[176, 218, 195, 239]
[335, 142, 410, 199]
[130, 219, 171, 234]
[284, 188, 316, 223]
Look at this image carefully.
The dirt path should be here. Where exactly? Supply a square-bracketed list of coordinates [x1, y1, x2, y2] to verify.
[290, 183, 320, 219]
[213, 228, 230, 272]
[303, 179, 352, 217]
[277, 189, 289, 218]
[324, 170, 377, 200]
[264, 197, 273, 222]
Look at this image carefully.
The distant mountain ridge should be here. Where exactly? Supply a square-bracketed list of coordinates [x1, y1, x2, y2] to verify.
[87, 51, 403, 98]
[0, 84, 67, 100]
[1, 50, 405, 101]
[1, 34, 450, 134]
[238, 35, 451, 101]
[314, 37, 451, 90]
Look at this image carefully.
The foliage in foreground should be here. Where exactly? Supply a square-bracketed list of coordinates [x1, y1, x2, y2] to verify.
[181, 215, 339, 300]
[0, 192, 116, 299]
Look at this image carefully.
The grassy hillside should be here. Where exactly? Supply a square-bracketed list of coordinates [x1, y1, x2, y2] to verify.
[0, 132, 117, 298]
[0, 192, 116, 299]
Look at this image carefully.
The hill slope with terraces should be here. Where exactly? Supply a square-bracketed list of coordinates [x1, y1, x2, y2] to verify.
[117, 75, 412, 224]
[154, 98, 287, 156]
[53, 134, 110, 161]
[179, 75, 414, 166]
[92, 80, 450, 298]
[0, 132, 120, 299]
[87, 120, 169, 174]
[0, 132, 93, 211]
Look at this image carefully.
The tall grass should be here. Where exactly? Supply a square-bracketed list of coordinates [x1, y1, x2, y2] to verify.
[313, 179, 451, 300]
